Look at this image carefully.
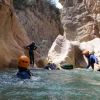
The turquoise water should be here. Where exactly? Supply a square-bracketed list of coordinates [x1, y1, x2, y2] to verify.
[0, 69, 100, 100]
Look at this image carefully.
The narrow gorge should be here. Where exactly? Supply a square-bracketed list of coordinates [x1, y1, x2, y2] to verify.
[0, 0, 63, 68]
[0, 0, 100, 68]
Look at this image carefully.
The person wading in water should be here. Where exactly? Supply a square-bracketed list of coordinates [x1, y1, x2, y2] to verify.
[82, 50, 99, 70]
[17, 55, 32, 79]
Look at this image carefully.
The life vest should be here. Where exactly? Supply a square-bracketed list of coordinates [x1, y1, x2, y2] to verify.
[17, 69, 31, 79]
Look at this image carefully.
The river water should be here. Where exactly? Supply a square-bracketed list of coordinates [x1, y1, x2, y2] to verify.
[0, 68, 100, 100]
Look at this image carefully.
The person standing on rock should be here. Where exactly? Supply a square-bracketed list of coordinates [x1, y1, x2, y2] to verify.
[82, 50, 99, 70]
[25, 41, 37, 66]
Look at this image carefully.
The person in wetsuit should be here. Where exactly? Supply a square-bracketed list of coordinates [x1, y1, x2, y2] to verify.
[82, 50, 98, 69]
[17, 55, 32, 79]
[25, 41, 37, 66]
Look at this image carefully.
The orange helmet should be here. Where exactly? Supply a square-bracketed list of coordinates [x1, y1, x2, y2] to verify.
[82, 50, 89, 55]
[18, 55, 30, 68]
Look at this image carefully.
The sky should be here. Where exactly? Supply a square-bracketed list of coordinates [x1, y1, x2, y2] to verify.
[52, 0, 63, 9]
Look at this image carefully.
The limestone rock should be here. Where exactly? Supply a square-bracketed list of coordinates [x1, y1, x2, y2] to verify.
[48, 35, 75, 66]
[0, 1, 30, 68]
[61, 0, 100, 41]
[13, 0, 64, 56]
[59, 0, 65, 5]
[48, 35, 86, 68]
[0, 0, 64, 68]
[48, 0, 100, 68]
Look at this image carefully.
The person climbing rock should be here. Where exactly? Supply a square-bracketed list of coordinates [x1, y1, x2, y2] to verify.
[82, 50, 99, 70]
[25, 41, 37, 66]
[17, 55, 32, 79]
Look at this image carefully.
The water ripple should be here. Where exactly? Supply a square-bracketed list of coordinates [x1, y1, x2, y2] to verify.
[0, 69, 100, 100]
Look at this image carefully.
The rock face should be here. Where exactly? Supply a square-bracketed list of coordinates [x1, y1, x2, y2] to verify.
[61, 0, 100, 41]
[0, 0, 64, 68]
[48, 35, 74, 65]
[0, 0, 30, 68]
[48, 35, 86, 68]
[13, 0, 64, 56]
[48, 0, 100, 68]
[59, 0, 65, 5]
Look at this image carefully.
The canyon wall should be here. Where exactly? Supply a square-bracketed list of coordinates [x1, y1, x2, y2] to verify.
[61, 0, 100, 41]
[13, 0, 64, 56]
[0, 0, 64, 68]
[0, 0, 30, 68]
[48, 0, 100, 68]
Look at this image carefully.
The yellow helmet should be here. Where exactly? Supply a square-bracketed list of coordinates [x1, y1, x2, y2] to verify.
[18, 55, 30, 68]
[82, 50, 89, 55]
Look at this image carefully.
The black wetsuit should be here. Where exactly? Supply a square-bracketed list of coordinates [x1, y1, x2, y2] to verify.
[26, 42, 37, 65]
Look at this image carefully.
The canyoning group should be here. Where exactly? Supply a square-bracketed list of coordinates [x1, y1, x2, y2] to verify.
[16, 41, 100, 79]
[17, 41, 60, 79]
